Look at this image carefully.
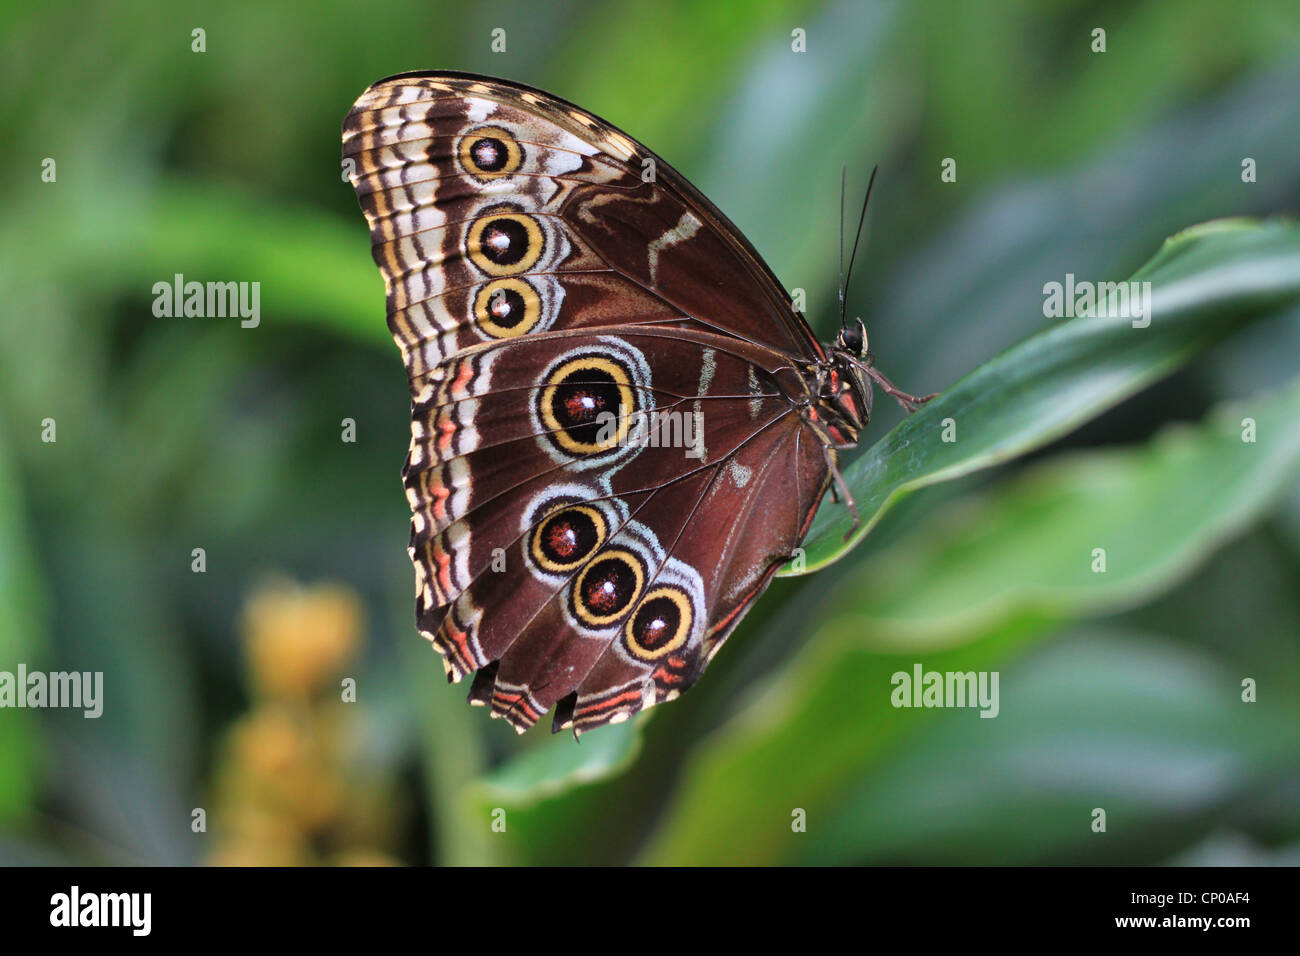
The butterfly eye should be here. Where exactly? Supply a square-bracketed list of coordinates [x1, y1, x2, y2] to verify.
[570, 548, 646, 627]
[839, 322, 863, 354]
[538, 354, 638, 456]
[474, 278, 542, 338]
[623, 586, 693, 661]
[530, 505, 606, 573]
[456, 125, 524, 179]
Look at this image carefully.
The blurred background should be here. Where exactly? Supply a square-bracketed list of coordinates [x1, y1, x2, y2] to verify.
[1, 0, 1298, 866]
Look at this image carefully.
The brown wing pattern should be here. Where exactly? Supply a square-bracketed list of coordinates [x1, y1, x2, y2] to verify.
[342, 72, 833, 734]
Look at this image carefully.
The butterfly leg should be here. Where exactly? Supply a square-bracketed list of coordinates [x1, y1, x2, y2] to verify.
[864, 358, 937, 413]
[821, 442, 860, 539]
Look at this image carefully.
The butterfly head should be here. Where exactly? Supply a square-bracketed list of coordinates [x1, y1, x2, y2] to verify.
[836, 316, 869, 357]
[816, 318, 874, 446]
[825, 315, 937, 436]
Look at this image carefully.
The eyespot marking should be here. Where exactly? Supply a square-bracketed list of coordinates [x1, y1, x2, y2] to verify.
[473, 277, 542, 338]
[624, 586, 693, 661]
[466, 208, 544, 276]
[457, 125, 524, 180]
[529, 504, 606, 573]
[538, 354, 637, 456]
[571, 548, 645, 627]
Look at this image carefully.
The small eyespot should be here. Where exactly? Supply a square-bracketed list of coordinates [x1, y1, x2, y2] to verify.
[473, 277, 541, 338]
[466, 209, 544, 276]
[530, 505, 606, 573]
[624, 586, 693, 661]
[537, 354, 637, 456]
[457, 125, 523, 179]
[571, 548, 645, 627]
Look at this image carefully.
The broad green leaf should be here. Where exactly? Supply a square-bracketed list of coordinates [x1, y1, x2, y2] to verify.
[831, 374, 1300, 646]
[809, 526, 1300, 866]
[642, 376, 1300, 864]
[787, 218, 1300, 574]
[805, 626, 1300, 865]
[448, 715, 643, 866]
[465, 721, 642, 810]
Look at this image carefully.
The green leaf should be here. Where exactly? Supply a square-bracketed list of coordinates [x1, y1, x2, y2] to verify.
[835, 374, 1300, 645]
[642, 376, 1300, 865]
[0, 421, 48, 823]
[465, 720, 642, 810]
[786, 218, 1300, 575]
[816, 525, 1300, 866]
[805, 626, 1300, 865]
[448, 718, 643, 866]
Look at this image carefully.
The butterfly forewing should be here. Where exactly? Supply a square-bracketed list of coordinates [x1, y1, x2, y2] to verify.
[343, 71, 835, 735]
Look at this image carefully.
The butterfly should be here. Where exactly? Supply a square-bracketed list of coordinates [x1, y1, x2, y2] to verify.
[341, 71, 930, 737]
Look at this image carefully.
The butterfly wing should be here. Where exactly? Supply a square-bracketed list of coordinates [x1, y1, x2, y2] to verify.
[343, 72, 834, 734]
[401, 327, 829, 733]
[342, 71, 826, 368]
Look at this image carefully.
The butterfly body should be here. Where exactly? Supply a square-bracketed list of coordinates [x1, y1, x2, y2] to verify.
[343, 71, 902, 736]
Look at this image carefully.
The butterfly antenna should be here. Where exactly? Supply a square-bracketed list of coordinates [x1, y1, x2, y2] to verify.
[842, 164, 879, 318]
[838, 164, 847, 331]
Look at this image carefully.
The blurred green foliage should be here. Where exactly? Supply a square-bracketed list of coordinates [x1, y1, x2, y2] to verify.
[1, 0, 1298, 866]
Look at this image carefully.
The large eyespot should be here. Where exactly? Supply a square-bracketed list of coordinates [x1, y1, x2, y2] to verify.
[529, 339, 654, 470]
[466, 209, 544, 276]
[530, 504, 606, 573]
[538, 355, 637, 456]
[570, 548, 645, 627]
[473, 277, 542, 338]
[623, 586, 693, 661]
[457, 125, 524, 179]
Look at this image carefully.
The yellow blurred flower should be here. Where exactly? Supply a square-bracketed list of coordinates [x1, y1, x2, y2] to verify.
[207, 803, 309, 867]
[206, 577, 403, 867]
[222, 706, 345, 830]
[242, 579, 361, 701]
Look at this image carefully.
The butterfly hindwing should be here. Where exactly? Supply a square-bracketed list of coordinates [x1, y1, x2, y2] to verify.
[403, 328, 825, 732]
[343, 72, 836, 734]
